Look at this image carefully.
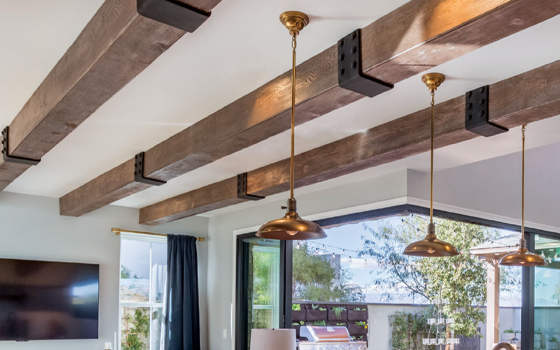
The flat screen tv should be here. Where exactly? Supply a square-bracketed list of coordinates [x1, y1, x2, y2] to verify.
[0, 258, 99, 341]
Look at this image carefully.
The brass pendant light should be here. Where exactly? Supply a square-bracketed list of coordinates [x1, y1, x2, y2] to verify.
[256, 12, 326, 241]
[500, 125, 546, 266]
[403, 73, 459, 257]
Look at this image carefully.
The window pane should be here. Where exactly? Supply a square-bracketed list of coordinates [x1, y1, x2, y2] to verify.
[121, 240, 150, 302]
[151, 242, 167, 304]
[534, 235, 560, 349]
[237, 237, 281, 350]
[151, 307, 163, 350]
[121, 307, 150, 350]
[291, 213, 522, 349]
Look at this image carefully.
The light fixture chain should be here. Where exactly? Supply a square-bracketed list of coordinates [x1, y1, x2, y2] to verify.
[430, 90, 435, 224]
[290, 34, 297, 199]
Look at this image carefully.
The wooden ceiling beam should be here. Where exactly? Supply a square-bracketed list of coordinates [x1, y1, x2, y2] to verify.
[0, 0, 220, 191]
[139, 60, 560, 225]
[60, 0, 560, 217]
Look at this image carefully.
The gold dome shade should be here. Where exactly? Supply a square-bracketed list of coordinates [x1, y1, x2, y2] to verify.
[499, 246, 546, 266]
[257, 199, 326, 241]
[403, 223, 459, 257]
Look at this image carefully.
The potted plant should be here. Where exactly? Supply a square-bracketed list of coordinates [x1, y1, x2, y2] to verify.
[307, 304, 328, 322]
[503, 329, 515, 341]
[535, 329, 545, 349]
[328, 321, 348, 327]
[547, 337, 558, 350]
[313, 320, 327, 327]
[328, 306, 347, 321]
[292, 303, 307, 322]
[348, 305, 368, 322]
[348, 321, 368, 336]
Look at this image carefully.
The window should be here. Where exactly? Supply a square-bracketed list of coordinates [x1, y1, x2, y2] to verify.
[119, 234, 167, 350]
[235, 235, 284, 350]
[292, 211, 523, 349]
[234, 204, 550, 350]
[534, 235, 560, 349]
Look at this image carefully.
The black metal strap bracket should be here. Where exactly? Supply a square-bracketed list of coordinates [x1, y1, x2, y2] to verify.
[1, 127, 41, 166]
[465, 86, 509, 137]
[237, 173, 265, 201]
[338, 29, 393, 98]
[137, 0, 211, 33]
[134, 152, 166, 186]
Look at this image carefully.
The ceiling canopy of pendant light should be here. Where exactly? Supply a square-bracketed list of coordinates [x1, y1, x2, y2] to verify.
[499, 125, 546, 267]
[403, 73, 459, 257]
[256, 12, 326, 241]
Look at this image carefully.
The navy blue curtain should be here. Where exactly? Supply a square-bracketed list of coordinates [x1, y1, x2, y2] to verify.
[165, 235, 200, 350]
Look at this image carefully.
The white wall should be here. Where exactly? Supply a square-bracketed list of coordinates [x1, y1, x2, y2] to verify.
[408, 142, 560, 232]
[0, 192, 209, 350]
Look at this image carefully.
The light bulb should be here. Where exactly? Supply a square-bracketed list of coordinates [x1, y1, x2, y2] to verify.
[287, 230, 298, 236]
[428, 249, 435, 254]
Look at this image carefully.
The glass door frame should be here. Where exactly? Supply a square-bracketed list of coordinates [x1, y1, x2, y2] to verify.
[234, 232, 292, 350]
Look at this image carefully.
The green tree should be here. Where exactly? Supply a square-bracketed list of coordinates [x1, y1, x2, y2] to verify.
[121, 265, 142, 279]
[362, 215, 512, 337]
[122, 308, 150, 350]
[292, 243, 364, 302]
[252, 250, 275, 305]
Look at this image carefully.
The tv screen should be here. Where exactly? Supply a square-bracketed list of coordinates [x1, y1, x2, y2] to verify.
[0, 258, 99, 341]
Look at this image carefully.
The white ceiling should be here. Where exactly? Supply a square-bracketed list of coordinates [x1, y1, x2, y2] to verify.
[1, 1, 560, 214]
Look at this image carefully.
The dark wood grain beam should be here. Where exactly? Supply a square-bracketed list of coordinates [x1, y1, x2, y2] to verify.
[139, 60, 560, 225]
[0, 0, 220, 191]
[60, 0, 560, 217]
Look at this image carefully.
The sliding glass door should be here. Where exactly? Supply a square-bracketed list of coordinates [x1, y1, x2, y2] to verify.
[236, 234, 287, 350]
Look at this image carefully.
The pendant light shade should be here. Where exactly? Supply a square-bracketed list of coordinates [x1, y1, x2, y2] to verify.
[257, 198, 326, 240]
[403, 73, 459, 257]
[256, 12, 326, 241]
[499, 125, 546, 267]
[500, 242, 545, 266]
[403, 223, 459, 257]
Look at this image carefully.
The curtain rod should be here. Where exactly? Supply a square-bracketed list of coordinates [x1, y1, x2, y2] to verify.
[112, 228, 206, 242]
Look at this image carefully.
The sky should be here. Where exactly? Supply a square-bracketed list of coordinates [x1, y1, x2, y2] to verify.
[300, 214, 524, 306]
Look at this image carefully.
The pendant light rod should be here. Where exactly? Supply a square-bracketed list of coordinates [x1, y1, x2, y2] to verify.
[422, 73, 444, 223]
[521, 124, 526, 246]
[499, 124, 545, 266]
[290, 34, 296, 200]
[430, 90, 435, 224]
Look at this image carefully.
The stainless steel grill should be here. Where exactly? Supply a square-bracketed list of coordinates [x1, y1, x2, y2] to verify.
[298, 326, 367, 350]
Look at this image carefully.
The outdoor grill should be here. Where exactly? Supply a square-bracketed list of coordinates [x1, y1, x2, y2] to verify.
[298, 326, 367, 350]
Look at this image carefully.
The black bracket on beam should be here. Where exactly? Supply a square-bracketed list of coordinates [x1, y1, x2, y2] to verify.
[465, 86, 508, 137]
[338, 29, 393, 97]
[1, 127, 41, 166]
[237, 173, 265, 201]
[134, 152, 166, 186]
[137, 0, 211, 33]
